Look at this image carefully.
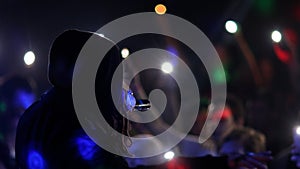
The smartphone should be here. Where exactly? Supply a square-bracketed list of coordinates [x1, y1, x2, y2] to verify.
[134, 99, 151, 112]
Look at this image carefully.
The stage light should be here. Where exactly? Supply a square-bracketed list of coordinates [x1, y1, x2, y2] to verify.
[161, 62, 173, 73]
[225, 20, 238, 34]
[271, 30, 282, 43]
[164, 151, 175, 160]
[24, 51, 35, 66]
[155, 4, 167, 15]
[121, 48, 130, 58]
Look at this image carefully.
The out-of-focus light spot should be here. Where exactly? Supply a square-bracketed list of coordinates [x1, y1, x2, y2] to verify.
[121, 48, 130, 58]
[0, 102, 6, 113]
[296, 126, 300, 135]
[225, 20, 238, 34]
[27, 151, 45, 169]
[273, 44, 291, 64]
[254, 0, 275, 15]
[24, 51, 35, 66]
[98, 33, 105, 37]
[212, 67, 227, 85]
[76, 136, 97, 160]
[164, 151, 174, 160]
[167, 46, 178, 56]
[161, 62, 173, 74]
[155, 4, 167, 15]
[15, 90, 35, 110]
[271, 30, 282, 43]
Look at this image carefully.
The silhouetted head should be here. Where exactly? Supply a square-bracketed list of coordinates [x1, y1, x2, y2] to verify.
[48, 29, 94, 88]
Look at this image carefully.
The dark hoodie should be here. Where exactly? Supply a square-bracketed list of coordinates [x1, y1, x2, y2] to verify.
[15, 29, 127, 169]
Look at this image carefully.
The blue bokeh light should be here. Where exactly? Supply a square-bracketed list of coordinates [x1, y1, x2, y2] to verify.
[27, 150, 45, 169]
[15, 90, 35, 110]
[76, 136, 97, 160]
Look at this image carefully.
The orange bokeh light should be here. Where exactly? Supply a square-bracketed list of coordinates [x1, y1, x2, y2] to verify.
[155, 4, 167, 15]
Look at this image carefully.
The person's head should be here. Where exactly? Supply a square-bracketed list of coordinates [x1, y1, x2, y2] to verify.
[219, 127, 266, 156]
[48, 29, 127, 131]
[48, 29, 95, 88]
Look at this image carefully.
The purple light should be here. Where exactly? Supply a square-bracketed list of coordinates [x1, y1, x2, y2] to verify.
[166, 46, 179, 68]
[166, 46, 178, 56]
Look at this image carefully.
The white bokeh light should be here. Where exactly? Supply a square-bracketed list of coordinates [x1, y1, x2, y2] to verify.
[271, 30, 282, 43]
[296, 126, 300, 135]
[24, 51, 35, 66]
[161, 62, 173, 73]
[164, 151, 174, 160]
[225, 20, 238, 34]
[121, 48, 130, 58]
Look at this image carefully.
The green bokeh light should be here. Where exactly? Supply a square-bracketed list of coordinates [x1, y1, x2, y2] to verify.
[254, 0, 275, 15]
[212, 67, 228, 85]
[0, 102, 6, 114]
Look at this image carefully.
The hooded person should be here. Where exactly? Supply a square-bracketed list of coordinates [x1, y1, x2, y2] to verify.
[15, 29, 129, 169]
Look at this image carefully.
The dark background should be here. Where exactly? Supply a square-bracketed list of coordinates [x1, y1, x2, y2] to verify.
[0, 0, 299, 94]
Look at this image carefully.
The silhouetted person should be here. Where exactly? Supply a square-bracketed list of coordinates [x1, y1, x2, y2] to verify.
[15, 29, 127, 169]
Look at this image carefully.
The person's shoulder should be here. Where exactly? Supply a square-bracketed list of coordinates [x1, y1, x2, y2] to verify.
[17, 88, 55, 127]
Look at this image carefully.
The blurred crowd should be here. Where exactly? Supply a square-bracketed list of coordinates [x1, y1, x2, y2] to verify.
[0, 75, 37, 169]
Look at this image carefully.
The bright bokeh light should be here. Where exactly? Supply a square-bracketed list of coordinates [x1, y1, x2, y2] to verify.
[164, 151, 175, 160]
[212, 67, 227, 85]
[27, 150, 45, 169]
[225, 20, 238, 34]
[161, 62, 173, 73]
[155, 4, 167, 15]
[296, 126, 300, 135]
[76, 136, 97, 160]
[121, 48, 130, 58]
[15, 90, 36, 110]
[271, 30, 282, 43]
[24, 51, 35, 66]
